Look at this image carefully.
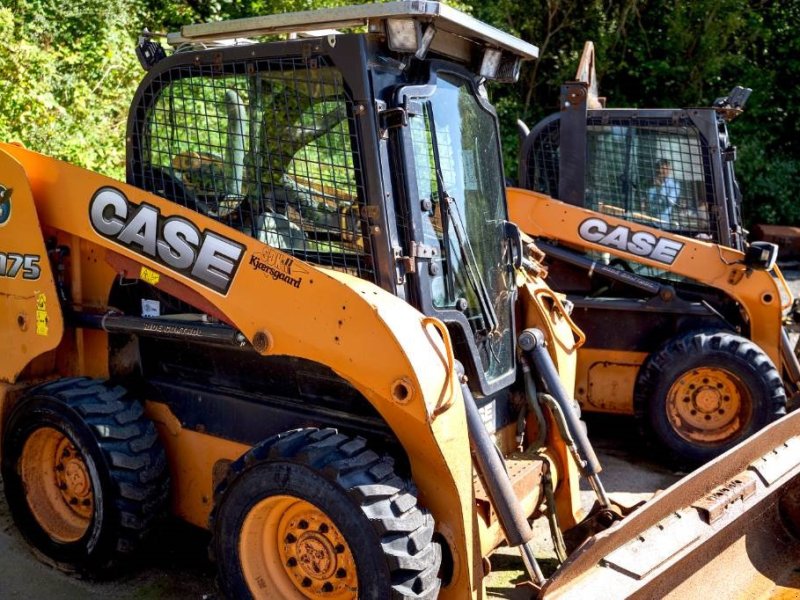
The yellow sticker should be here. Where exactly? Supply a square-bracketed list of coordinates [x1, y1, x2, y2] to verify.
[35, 292, 48, 336]
[140, 266, 161, 285]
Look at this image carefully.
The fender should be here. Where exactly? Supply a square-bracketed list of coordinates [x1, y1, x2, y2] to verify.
[0, 150, 64, 383]
[3, 143, 476, 598]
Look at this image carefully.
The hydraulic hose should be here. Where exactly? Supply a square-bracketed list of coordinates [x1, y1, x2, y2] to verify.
[457, 362, 545, 586]
[521, 357, 548, 451]
[519, 328, 610, 508]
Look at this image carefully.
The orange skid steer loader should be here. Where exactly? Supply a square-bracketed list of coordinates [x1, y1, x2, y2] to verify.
[2, 5, 800, 599]
[509, 42, 799, 468]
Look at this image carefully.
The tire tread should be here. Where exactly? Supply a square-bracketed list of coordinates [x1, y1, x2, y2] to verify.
[11, 377, 169, 573]
[635, 330, 786, 466]
[211, 428, 441, 599]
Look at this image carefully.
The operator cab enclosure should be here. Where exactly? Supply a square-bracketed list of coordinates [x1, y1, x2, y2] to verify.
[128, 2, 538, 397]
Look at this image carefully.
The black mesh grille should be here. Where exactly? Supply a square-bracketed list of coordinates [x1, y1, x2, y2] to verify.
[523, 115, 560, 199]
[129, 55, 375, 281]
[524, 114, 719, 242]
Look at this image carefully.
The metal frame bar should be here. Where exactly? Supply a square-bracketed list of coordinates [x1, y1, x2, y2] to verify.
[169, 1, 538, 61]
[125, 36, 386, 285]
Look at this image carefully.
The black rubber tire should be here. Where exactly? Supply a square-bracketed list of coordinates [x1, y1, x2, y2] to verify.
[635, 330, 786, 467]
[211, 428, 441, 600]
[1, 377, 169, 576]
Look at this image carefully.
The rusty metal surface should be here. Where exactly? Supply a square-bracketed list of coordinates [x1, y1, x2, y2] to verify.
[540, 409, 800, 599]
[691, 471, 757, 524]
[753, 224, 800, 259]
[474, 453, 546, 528]
[601, 510, 702, 580]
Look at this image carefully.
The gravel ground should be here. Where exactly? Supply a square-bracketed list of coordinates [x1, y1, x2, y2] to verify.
[2, 269, 798, 599]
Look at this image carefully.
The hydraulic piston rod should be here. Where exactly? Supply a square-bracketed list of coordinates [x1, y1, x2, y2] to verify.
[458, 363, 546, 586]
[519, 328, 611, 508]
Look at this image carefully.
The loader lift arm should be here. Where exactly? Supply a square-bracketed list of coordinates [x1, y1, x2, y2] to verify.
[507, 187, 794, 381]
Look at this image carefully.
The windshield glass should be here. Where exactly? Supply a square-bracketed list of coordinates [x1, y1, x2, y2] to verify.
[408, 72, 514, 385]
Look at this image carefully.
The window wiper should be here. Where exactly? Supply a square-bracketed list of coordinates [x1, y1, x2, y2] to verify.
[442, 186, 499, 334]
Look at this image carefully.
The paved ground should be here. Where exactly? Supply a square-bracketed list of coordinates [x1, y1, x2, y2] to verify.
[484, 414, 683, 597]
[0, 476, 217, 599]
[0, 414, 682, 600]
[2, 269, 797, 598]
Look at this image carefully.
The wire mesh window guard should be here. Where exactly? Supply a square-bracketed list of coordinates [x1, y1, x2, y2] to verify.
[525, 115, 719, 242]
[130, 56, 374, 281]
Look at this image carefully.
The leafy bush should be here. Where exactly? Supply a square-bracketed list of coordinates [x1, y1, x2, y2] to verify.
[1, 0, 797, 226]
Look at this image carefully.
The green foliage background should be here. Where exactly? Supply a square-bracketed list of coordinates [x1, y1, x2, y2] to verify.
[0, 0, 797, 226]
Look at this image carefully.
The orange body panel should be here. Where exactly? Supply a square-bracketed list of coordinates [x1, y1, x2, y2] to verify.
[576, 349, 647, 414]
[0, 149, 64, 382]
[508, 188, 785, 368]
[146, 401, 250, 527]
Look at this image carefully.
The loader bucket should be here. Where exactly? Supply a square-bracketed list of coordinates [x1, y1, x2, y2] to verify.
[542, 409, 800, 599]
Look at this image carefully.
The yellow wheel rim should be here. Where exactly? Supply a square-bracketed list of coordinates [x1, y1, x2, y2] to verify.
[666, 367, 751, 444]
[20, 427, 94, 543]
[240, 495, 358, 600]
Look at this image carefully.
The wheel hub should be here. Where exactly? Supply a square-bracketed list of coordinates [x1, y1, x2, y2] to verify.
[20, 427, 94, 542]
[279, 503, 357, 597]
[667, 367, 749, 443]
[55, 437, 94, 519]
[694, 387, 722, 414]
[240, 495, 358, 600]
[295, 531, 337, 580]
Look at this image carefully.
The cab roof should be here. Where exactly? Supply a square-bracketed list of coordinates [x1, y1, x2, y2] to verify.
[167, 1, 538, 82]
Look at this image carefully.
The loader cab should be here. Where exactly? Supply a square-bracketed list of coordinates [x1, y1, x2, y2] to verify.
[521, 85, 749, 252]
[126, 2, 537, 396]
